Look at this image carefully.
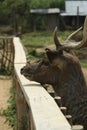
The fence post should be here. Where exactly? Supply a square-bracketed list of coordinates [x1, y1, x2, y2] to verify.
[14, 75, 29, 130]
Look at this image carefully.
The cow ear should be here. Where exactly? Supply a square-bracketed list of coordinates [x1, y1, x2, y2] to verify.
[45, 48, 64, 70]
[45, 48, 59, 62]
[45, 48, 64, 61]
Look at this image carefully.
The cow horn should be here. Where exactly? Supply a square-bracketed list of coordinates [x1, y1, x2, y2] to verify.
[53, 26, 62, 50]
[58, 16, 87, 51]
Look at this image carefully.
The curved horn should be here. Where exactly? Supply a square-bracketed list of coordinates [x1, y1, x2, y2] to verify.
[53, 26, 62, 50]
[65, 26, 82, 43]
[59, 16, 87, 51]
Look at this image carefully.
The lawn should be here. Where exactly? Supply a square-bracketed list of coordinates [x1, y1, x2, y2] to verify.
[21, 30, 71, 47]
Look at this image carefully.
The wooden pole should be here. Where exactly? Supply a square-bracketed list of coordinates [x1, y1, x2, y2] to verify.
[54, 96, 62, 107]
[71, 125, 84, 130]
[77, 6, 79, 28]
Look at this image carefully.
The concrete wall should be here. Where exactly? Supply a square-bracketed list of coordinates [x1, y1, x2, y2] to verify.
[65, 0, 87, 15]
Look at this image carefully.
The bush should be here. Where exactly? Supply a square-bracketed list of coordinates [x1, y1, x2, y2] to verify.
[49, 0, 65, 10]
[27, 48, 45, 60]
[30, 0, 65, 10]
[0, 0, 65, 32]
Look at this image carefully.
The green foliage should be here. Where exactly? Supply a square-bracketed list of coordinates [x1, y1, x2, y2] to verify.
[80, 61, 87, 68]
[28, 48, 37, 56]
[0, 0, 30, 32]
[3, 82, 17, 129]
[30, 0, 65, 10]
[0, 0, 65, 31]
[30, 0, 50, 9]
[50, 0, 65, 9]
[27, 48, 45, 60]
[0, 67, 12, 76]
[22, 31, 53, 46]
[22, 30, 72, 47]
[2, 0, 30, 14]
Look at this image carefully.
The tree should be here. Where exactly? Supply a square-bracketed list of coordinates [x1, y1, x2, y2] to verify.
[1, 0, 30, 33]
[30, 0, 65, 10]
[0, 0, 65, 32]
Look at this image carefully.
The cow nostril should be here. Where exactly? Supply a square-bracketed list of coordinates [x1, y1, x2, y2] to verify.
[20, 68, 24, 74]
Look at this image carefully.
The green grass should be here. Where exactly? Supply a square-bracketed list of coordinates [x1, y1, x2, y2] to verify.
[21, 30, 72, 47]
[27, 48, 45, 60]
[80, 61, 87, 68]
[22, 31, 53, 46]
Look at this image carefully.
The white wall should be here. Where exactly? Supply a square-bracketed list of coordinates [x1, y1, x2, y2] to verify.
[65, 1, 87, 15]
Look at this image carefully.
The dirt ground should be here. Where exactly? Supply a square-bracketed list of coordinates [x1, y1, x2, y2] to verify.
[0, 76, 13, 130]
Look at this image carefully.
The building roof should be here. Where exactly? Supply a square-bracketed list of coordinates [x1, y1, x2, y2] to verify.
[30, 8, 60, 14]
[61, 12, 87, 16]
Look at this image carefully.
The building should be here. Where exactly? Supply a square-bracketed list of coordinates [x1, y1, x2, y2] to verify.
[61, 0, 87, 29]
[30, 8, 60, 31]
[65, 0, 87, 16]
